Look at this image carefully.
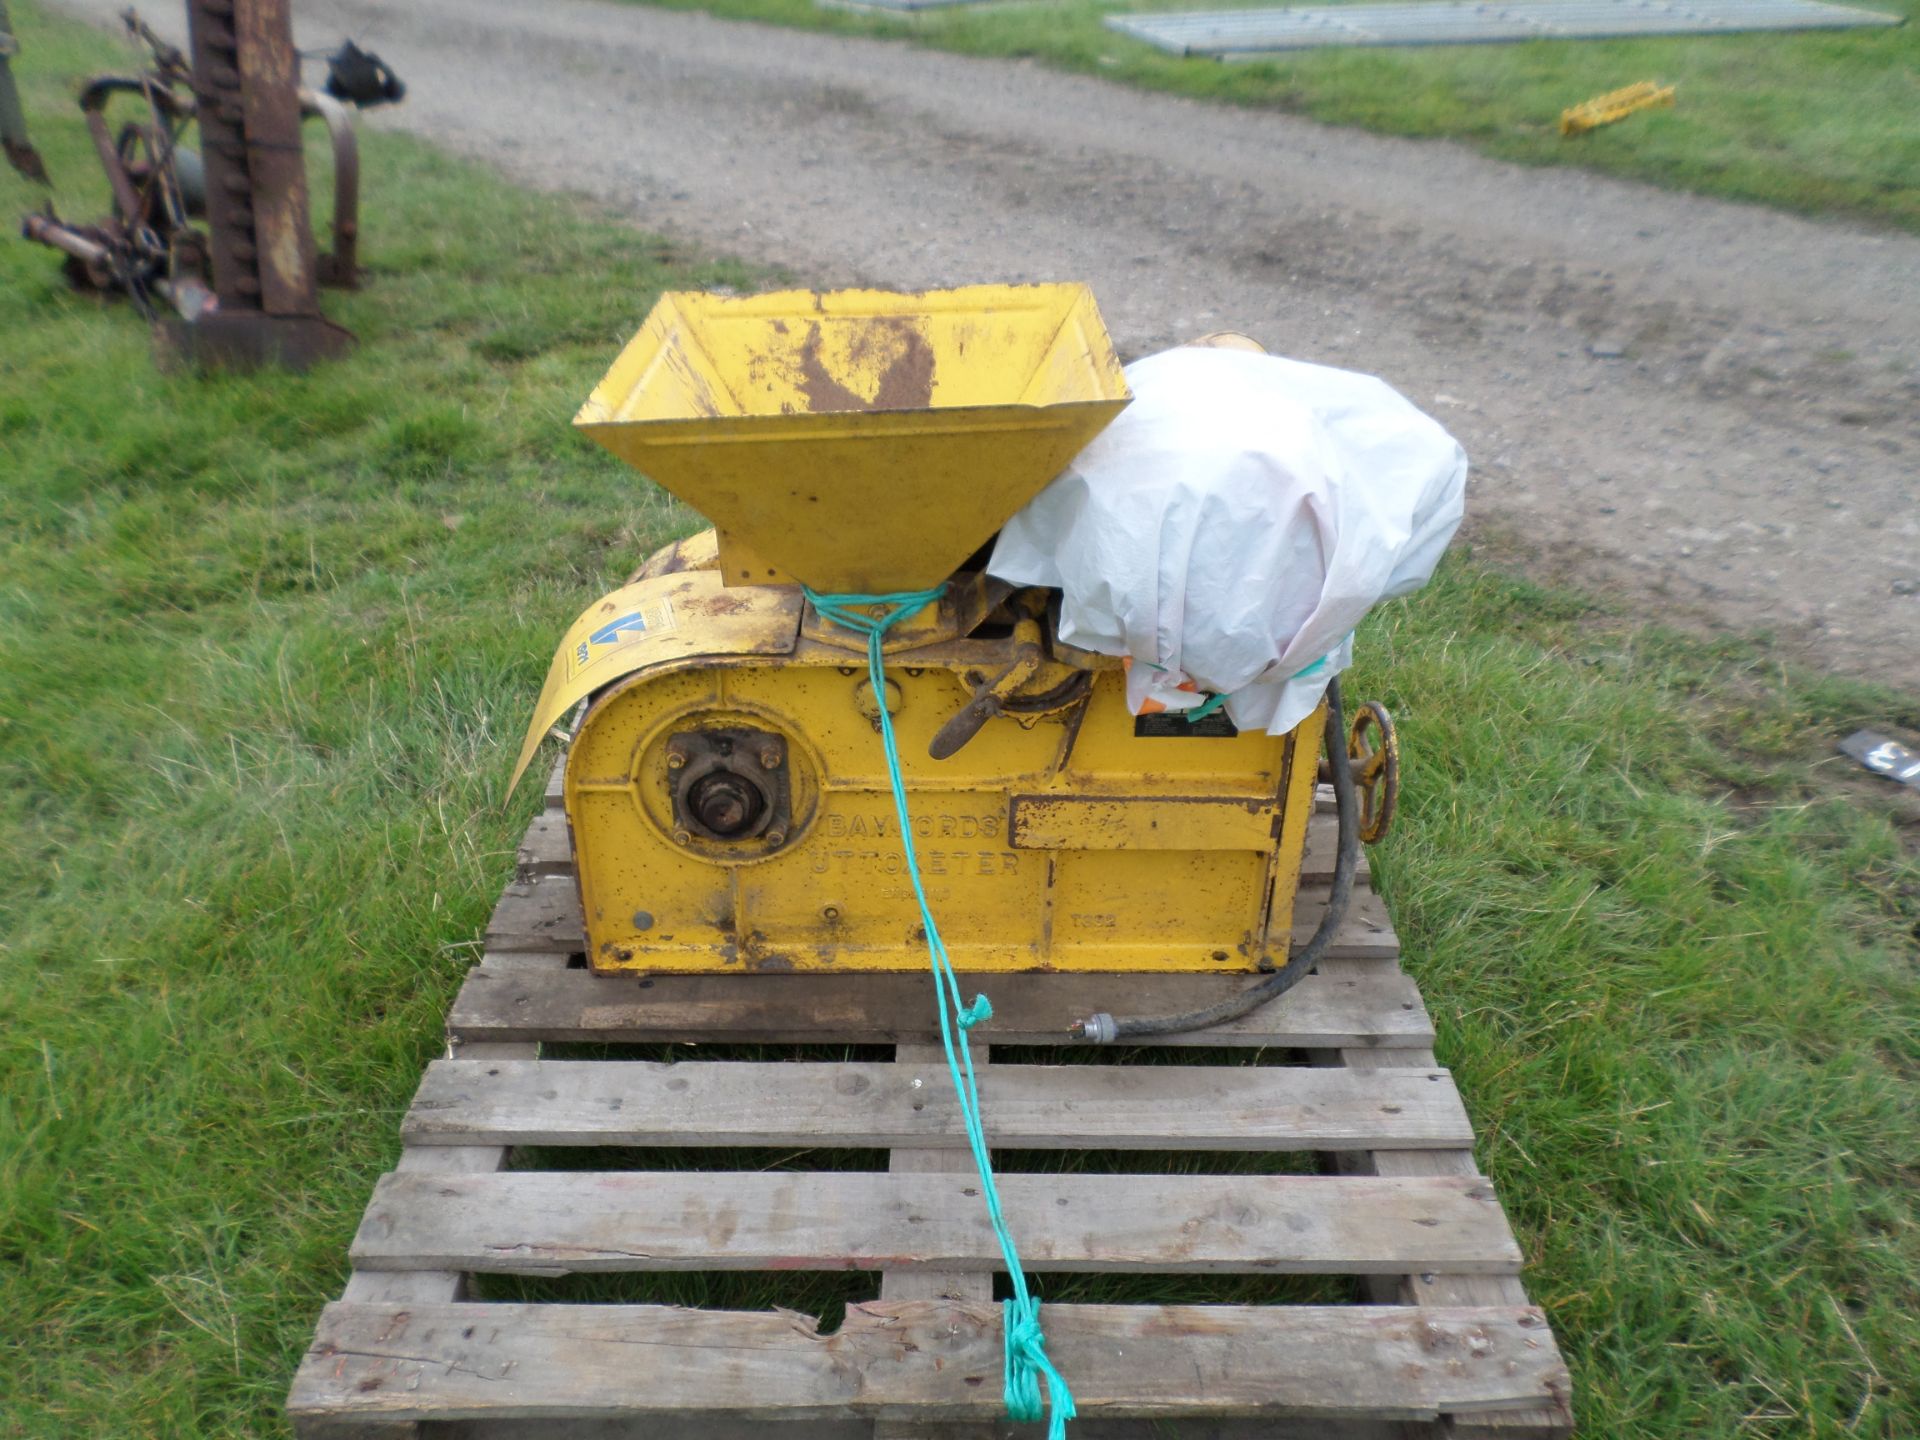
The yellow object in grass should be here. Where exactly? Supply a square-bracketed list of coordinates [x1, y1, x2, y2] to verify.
[1560, 81, 1675, 137]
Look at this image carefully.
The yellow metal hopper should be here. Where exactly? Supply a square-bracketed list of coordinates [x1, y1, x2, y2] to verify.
[573, 283, 1130, 594]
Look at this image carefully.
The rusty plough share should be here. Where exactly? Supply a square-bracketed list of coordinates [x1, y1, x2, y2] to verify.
[18, 2, 398, 370]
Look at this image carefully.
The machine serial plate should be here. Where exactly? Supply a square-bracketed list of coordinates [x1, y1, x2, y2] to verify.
[1135, 711, 1240, 738]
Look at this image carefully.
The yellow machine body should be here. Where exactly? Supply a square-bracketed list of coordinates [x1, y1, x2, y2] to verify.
[514, 284, 1330, 978]
[542, 562, 1324, 975]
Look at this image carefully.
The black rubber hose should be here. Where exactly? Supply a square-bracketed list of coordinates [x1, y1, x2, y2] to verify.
[1071, 675, 1361, 1043]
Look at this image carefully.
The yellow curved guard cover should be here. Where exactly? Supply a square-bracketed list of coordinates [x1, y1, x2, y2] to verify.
[508, 569, 804, 792]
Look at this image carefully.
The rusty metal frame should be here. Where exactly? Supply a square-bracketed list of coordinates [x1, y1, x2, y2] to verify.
[1346, 700, 1399, 844]
[0, 0, 48, 182]
[17, 3, 355, 370]
[301, 88, 357, 288]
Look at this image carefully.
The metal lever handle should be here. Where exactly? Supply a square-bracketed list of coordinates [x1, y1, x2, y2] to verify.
[928, 689, 1008, 760]
[927, 620, 1043, 761]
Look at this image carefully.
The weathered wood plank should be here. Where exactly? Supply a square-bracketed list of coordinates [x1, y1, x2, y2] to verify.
[1296, 886, 1398, 958]
[430, 1425, 872, 1440]
[485, 875, 585, 954]
[445, 967, 1432, 1050]
[426, 1419, 1416, 1439]
[882, 1043, 991, 1305]
[305, 1375, 1433, 1437]
[1301, 812, 1367, 886]
[289, 1300, 1566, 1424]
[872, 1424, 1000, 1440]
[351, 1170, 1519, 1277]
[485, 874, 1397, 960]
[515, 810, 573, 881]
[469, 950, 576, 978]
[401, 1059, 1472, 1151]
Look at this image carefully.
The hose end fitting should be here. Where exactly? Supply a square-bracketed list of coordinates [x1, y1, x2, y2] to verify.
[1071, 1012, 1118, 1045]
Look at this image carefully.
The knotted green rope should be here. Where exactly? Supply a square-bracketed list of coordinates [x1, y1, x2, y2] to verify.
[804, 584, 1076, 1440]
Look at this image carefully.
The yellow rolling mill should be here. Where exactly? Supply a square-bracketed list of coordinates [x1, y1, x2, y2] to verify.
[513, 283, 1392, 1000]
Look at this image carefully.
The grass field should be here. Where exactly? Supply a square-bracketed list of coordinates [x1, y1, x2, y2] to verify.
[4, 3, 1920, 1436]
[620, 0, 1920, 231]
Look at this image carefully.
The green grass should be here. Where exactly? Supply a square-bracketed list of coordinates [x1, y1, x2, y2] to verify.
[5, 3, 1920, 1436]
[619, 0, 1920, 230]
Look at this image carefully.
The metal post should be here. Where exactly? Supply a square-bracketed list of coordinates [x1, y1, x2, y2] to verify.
[164, 0, 351, 368]
[0, 0, 49, 182]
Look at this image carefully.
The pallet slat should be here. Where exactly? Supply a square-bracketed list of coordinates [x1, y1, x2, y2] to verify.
[428, 1422, 1413, 1440]
[514, 810, 573, 879]
[290, 1300, 1566, 1424]
[880, 1043, 992, 1305]
[447, 966, 1435, 1049]
[352, 1170, 1520, 1276]
[401, 1059, 1474, 1151]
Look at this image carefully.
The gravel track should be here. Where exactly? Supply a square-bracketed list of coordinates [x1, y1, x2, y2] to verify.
[51, 0, 1920, 688]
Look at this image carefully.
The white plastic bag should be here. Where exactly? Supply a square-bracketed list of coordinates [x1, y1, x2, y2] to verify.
[989, 346, 1466, 734]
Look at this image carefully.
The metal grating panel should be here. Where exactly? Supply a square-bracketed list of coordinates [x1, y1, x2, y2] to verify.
[1107, 0, 1902, 54]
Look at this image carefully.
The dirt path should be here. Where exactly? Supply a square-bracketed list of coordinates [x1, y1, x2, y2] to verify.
[52, 0, 1920, 689]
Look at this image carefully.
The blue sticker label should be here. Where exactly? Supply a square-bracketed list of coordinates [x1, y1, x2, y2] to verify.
[588, 611, 650, 647]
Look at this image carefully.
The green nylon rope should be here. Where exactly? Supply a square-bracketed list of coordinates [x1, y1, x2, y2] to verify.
[1183, 691, 1228, 723]
[803, 584, 1076, 1440]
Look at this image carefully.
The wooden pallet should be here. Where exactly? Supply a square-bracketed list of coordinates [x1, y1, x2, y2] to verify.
[288, 761, 1573, 1439]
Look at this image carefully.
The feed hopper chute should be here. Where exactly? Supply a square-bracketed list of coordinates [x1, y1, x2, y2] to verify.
[516, 287, 1370, 987]
[572, 284, 1131, 593]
